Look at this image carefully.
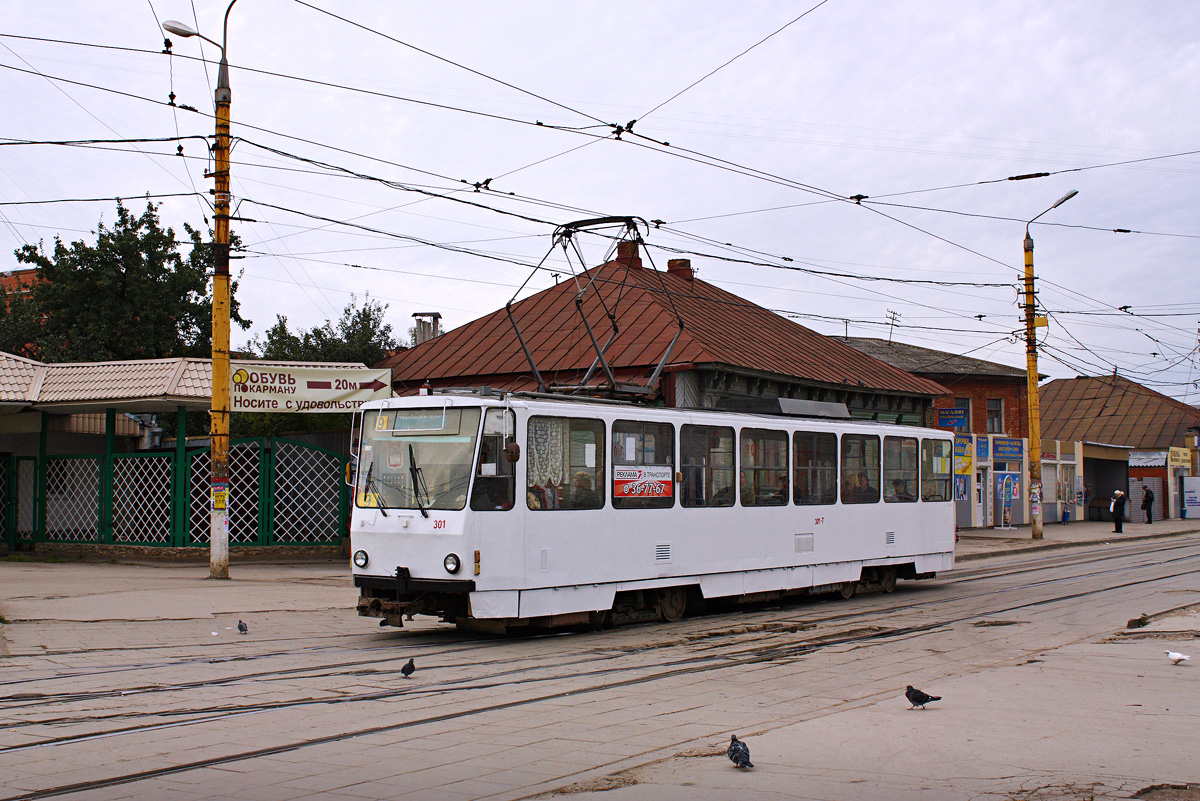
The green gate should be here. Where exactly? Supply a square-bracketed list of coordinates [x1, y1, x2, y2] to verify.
[3, 439, 348, 549]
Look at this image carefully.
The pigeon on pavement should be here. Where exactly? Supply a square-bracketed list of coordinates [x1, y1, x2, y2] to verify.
[727, 734, 753, 769]
[401, 658, 416, 678]
[1165, 650, 1191, 666]
[237, 620, 248, 635]
[905, 685, 941, 709]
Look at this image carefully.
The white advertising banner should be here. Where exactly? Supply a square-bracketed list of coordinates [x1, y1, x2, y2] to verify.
[230, 364, 391, 413]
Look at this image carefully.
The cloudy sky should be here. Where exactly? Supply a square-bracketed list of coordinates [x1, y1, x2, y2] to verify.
[2, 1, 1198, 400]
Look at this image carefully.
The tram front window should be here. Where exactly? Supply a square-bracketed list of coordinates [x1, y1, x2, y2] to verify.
[357, 407, 482, 511]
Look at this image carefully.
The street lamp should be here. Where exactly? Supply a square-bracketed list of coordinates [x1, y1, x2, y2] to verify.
[1023, 189, 1077, 541]
[164, 2, 237, 578]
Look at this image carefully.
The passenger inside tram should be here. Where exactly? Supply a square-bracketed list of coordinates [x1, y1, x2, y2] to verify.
[570, 471, 601, 508]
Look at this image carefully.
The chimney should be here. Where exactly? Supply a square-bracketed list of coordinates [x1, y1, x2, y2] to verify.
[411, 311, 442, 345]
[615, 240, 642, 268]
[667, 258, 694, 280]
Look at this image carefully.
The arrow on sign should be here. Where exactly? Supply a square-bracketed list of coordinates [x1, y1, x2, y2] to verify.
[362, 380, 388, 392]
[306, 381, 333, 390]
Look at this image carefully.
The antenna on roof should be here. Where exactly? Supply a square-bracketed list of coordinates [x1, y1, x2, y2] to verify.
[505, 216, 684, 399]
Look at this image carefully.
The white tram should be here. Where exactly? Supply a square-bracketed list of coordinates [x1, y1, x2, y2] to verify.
[350, 390, 955, 630]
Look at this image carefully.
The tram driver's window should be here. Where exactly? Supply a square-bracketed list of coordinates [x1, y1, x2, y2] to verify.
[921, 439, 952, 502]
[794, 431, 837, 505]
[471, 408, 516, 511]
[612, 420, 675, 509]
[526, 416, 605, 510]
[841, 434, 881, 504]
[883, 436, 919, 503]
[681, 425, 735, 507]
[740, 428, 788, 506]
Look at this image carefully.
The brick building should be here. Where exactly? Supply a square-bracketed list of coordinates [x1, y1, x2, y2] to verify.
[838, 337, 1030, 437]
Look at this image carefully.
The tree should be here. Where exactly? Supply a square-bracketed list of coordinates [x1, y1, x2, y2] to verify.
[233, 295, 397, 436]
[4, 200, 249, 362]
[253, 294, 397, 365]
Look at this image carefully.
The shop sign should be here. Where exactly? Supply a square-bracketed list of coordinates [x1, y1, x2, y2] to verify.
[993, 438, 1024, 460]
[937, 408, 969, 428]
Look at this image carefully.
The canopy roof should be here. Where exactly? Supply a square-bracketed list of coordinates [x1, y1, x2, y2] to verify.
[0, 351, 367, 414]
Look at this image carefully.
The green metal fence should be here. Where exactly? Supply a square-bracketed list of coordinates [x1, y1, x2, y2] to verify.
[2, 438, 348, 550]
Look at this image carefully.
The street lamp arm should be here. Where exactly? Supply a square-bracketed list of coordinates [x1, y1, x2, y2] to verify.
[1026, 189, 1079, 236]
[161, 20, 224, 56]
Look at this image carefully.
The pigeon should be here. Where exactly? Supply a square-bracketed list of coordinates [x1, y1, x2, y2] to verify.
[905, 685, 941, 709]
[237, 620, 248, 635]
[1165, 650, 1191, 666]
[401, 658, 416, 679]
[727, 734, 753, 769]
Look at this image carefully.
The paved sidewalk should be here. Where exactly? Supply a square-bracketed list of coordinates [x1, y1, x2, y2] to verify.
[955, 515, 1200, 561]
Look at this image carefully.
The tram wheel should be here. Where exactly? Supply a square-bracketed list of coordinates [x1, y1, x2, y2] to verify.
[880, 567, 897, 594]
[657, 587, 688, 623]
[838, 581, 858, 600]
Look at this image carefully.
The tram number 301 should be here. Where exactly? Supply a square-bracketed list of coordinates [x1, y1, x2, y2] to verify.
[814, 517, 824, 525]
[433, 520, 447, 529]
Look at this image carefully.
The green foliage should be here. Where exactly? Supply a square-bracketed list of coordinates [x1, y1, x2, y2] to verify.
[233, 295, 397, 437]
[4, 200, 249, 362]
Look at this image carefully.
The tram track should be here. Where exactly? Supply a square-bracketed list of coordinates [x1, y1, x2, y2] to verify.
[3, 538, 1197, 801]
[3, 538, 1196, 717]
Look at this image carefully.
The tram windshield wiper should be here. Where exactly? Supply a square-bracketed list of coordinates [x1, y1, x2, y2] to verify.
[363, 462, 387, 517]
[408, 443, 430, 518]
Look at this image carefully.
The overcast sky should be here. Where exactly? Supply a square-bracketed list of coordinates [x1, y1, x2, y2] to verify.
[3, 1, 1198, 401]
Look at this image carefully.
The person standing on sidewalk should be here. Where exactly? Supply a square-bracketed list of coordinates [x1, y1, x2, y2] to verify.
[1141, 485, 1155, 524]
[1111, 490, 1128, 533]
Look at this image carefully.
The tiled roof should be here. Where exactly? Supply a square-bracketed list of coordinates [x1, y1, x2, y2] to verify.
[0, 351, 46, 403]
[1040, 375, 1200, 449]
[381, 250, 948, 398]
[839, 337, 1027, 378]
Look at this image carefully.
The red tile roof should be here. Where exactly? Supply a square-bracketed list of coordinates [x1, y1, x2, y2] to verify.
[381, 248, 947, 398]
[1040, 375, 1200, 449]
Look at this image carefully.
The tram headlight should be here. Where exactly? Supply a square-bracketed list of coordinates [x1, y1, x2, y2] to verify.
[352, 550, 369, 568]
[443, 553, 461, 574]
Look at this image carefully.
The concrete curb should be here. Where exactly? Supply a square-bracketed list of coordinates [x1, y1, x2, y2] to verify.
[955, 526, 1200, 561]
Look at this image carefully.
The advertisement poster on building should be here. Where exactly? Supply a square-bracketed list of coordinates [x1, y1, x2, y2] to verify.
[1183, 476, 1200, 518]
[954, 475, 968, 501]
[953, 435, 973, 475]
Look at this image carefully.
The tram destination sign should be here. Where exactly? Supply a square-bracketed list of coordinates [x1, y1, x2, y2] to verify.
[230, 364, 391, 413]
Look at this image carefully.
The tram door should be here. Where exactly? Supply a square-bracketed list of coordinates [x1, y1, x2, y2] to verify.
[975, 468, 988, 527]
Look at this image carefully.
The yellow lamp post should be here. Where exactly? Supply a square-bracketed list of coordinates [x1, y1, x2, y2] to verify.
[1023, 189, 1077, 541]
[163, 3, 238, 578]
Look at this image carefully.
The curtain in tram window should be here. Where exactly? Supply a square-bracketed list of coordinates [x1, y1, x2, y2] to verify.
[528, 417, 566, 485]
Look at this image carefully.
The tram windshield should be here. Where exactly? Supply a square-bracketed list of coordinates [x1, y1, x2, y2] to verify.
[357, 407, 482, 512]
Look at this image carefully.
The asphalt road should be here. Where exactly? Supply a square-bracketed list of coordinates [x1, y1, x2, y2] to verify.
[1, 538, 1198, 801]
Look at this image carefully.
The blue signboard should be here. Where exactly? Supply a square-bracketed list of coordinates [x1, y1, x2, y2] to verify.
[937, 407, 969, 428]
[993, 437, 1024, 460]
[976, 437, 989, 463]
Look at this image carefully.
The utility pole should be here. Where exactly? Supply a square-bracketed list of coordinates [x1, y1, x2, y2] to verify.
[163, 1, 238, 577]
[1023, 190, 1078, 541]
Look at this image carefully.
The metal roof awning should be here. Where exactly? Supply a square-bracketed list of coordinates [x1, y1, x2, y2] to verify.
[0, 351, 371, 415]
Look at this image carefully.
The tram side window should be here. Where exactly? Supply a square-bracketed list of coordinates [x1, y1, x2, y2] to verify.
[612, 420, 675, 509]
[841, 434, 881, 504]
[883, 436, 919, 503]
[921, 439, 952, 502]
[740, 428, 789, 506]
[794, 431, 837, 505]
[470, 408, 517, 511]
[680, 424, 735, 508]
[526, 416, 605, 511]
